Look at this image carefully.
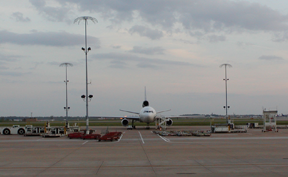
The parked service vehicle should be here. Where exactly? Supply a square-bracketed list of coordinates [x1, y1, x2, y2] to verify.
[82, 133, 101, 140]
[68, 132, 84, 139]
[68, 130, 100, 140]
[0, 125, 25, 135]
[98, 132, 122, 142]
[24, 125, 45, 136]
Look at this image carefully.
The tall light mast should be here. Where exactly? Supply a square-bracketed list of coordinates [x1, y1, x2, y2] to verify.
[60, 62, 73, 123]
[74, 16, 97, 133]
[220, 63, 232, 124]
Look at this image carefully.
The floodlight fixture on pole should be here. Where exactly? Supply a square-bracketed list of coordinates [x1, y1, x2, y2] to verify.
[59, 62, 73, 124]
[74, 16, 98, 133]
[220, 63, 232, 124]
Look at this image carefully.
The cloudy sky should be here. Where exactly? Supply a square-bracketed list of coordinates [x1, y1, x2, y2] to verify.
[1, 0, 288, 117]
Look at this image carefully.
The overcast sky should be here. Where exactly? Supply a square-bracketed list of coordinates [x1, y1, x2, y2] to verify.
[1, 0, 288, 117]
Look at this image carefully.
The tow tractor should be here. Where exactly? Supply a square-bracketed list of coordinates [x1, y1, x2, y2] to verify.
[0, 125, 25, 135]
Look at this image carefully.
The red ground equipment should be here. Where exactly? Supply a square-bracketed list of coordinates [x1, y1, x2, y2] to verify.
[68, 132, 84, 139]
[68, 130, 101, 140]
[82, 133, 101, 140]
[99, 132, 122, 142]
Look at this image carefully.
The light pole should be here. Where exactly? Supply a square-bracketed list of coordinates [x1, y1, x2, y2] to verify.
[59, 62, 73, 124]
[74, 16, 97, 133]
[220, 63, 232, 124]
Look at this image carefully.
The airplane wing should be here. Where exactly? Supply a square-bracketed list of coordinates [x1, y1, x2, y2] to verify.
[156, 109, 171, 114]
[119, 109, 139, 115]
[121, 116, 140, 121]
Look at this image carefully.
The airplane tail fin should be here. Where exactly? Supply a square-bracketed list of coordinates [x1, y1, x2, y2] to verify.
[145, 86, 147, 101]
[142, 86, 149, 107]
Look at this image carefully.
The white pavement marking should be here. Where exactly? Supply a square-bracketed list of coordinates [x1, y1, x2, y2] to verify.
[158, 135, 170, 143]
[82, 141, 88, 145]
[116, 132, 125, 143]
[138, 131, 145, 144]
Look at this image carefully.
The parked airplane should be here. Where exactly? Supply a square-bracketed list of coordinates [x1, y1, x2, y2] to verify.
[120, 88, 173, 129]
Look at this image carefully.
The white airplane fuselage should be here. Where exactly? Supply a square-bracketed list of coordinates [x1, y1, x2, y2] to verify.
[139, 106, 156, 123]
[120, 88, 173, 128]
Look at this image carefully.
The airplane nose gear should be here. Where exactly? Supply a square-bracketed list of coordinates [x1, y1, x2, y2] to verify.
[146, 123, 150, 129]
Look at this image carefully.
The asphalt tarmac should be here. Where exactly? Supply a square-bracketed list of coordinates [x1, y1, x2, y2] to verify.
[0, 126, 288, 176]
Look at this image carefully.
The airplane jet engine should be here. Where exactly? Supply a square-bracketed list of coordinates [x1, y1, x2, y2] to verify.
[166, 118, 173, 126]
[142, 100, 149, 107]
[121, 119, 129, 126]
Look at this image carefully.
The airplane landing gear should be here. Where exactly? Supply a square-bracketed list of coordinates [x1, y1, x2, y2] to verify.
[146, 123, 150, 129]
[132, 120, 136, 129]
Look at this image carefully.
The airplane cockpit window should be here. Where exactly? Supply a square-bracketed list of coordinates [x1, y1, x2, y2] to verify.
[144, 111, 154, 113]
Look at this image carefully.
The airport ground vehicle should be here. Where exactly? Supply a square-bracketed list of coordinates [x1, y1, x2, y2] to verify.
[24, 125, 45, 136]
[82, 133, 101, 140]
[68, 132, 84, 139]
[68, 130, 101, 140]
[0, 125, 25, 135]
[98, 132, 122, 141]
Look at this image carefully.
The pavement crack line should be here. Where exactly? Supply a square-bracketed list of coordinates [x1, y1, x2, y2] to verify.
[139, 132, 156, 175]
[200, 142, 265, 172]
[35, 144, 84, 176]
[96, 161, 104, 175]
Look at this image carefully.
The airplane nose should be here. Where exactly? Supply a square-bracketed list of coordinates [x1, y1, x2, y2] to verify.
[144, 114, 153, 122]
[148, 113, 154, 121]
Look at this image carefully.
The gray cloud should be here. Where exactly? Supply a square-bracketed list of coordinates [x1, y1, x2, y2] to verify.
[51, 0, 288, 35]
[175, 39, 194, 45]
[29, 0, 71, 23]
[0, 66, 8, 70]
[178, 1, 288, 32]
[91, 52, 198, 69]
[109, 60, 127, 68]
[0, 54, 20, 72]
[208, 35, 226, 43]
[29, 62, 44, 70]
[0, 30, 100, 47]
[259, 55, 284, 60]
[47, 62, 61, 66]
[0, 71, 31, 76]
[112, 45, 121, 49]
[237, 41, 254, 47]
[137, 62, 157, 68]
[30, 0, 45, 7]
[129, 25, 163, 40]
[0, 54, 20, 62]
[129, 46, 165, 55]
[11, 12, 31, 22]
[272, 32, 288, 42]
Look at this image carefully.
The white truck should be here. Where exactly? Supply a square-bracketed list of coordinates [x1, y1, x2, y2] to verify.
[0, 125, 25, 135]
